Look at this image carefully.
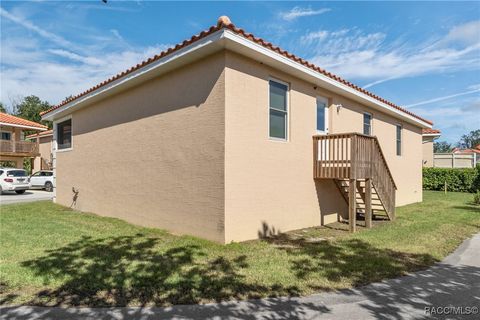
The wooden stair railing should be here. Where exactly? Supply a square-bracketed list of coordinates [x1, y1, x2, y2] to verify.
[313, 133, 397, 229]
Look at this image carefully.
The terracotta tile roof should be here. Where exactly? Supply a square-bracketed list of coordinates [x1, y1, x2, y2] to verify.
[40, 16, 433, 126]
[26, 129, 53, 139]
[0, 112, 48, 130]
[453, 147, 480, 154]
[422, 128, 441, 135]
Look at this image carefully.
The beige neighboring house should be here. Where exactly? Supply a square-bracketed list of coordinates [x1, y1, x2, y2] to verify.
[422, 128, 441, 167]
[41, 16, 435, 243]
[27, 130, 53, 171]
[0, 112, 48, 168]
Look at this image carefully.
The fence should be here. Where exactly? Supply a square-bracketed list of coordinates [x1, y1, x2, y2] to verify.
[433, 153, 477, 168]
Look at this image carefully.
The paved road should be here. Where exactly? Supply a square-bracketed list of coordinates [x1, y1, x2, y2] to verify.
[1, 234, 479, 320]
[0, 190, 53, 205]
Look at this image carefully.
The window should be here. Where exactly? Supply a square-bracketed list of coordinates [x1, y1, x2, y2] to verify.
[317, 97, 328, 133]
[269, 80, 288, 140]
[57, 119, 72, 150]
[1, 132, 11, 140]
[396, 125, 402, 156]
[32, 172, 41, 177]
[6, 170, 27, 177]
[363, 113, 372, 135]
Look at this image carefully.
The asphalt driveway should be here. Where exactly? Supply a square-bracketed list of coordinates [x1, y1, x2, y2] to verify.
[0, 190, 53, 205]
[1, 233, 478, 319]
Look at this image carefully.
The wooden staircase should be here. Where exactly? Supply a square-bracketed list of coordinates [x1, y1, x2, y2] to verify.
[334, 179, 393, 221]
[313, 133, 396, 232]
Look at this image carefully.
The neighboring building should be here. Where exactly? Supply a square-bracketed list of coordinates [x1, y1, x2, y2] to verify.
[422, 128, 441, 167]
[41, 17, 434, 243]
[0, 112, 48, 168]
[27, 130, 54, 171]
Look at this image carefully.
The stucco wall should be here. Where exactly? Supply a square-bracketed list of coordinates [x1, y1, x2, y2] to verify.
[55, 52, 226, 243]
[33, 136, 52, 171]
[422, 137, 434, 167]
[224, 51, 422, 242]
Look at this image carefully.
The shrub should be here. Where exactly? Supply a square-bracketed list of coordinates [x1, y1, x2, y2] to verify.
[474, 191, 480, 205]
[423, 167, 480, 193]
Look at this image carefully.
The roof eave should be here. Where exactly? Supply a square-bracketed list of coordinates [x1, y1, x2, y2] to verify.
[0, 122, 48, 131]
[42, 27, 432, 129]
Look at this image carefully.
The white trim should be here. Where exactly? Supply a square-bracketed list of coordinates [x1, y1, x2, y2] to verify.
[363, 112, 373, 136]
[223, 30, 432, 128]
[0, 122, 48, 131]
[268, 77, 289, 141]
[42, 30, 225, 121]
[395, 123, 403, 157]
[422, 133, 441, 137]
[42, 28, 432, 128]
[316, 96, 329, 135]
[53, 115, 73, 153]
[0, 130, 12, 141]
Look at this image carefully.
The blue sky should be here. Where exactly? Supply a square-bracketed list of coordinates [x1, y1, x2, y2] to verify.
[1, 1, 479, 143]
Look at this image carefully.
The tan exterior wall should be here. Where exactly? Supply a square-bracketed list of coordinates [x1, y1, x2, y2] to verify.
[224, 51, 422, 242]
[33, 136, 52, 171]
[55, 52, 226, 243]
[422, 137, 434, 167]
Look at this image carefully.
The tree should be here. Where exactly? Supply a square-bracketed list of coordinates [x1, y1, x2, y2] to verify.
[0, 102, 6, 113]
[434, 141, 453, 153]
[13, 95, 52, 129]
[458, 129, 480, 149]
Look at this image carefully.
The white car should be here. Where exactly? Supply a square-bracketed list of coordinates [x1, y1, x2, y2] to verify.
[29, 170, 54, 192]
[0, 168, 30, 194]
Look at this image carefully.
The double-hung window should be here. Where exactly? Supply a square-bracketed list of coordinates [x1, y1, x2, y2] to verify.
[269, 79, 288, 140]
[396, 124, 402, 156]
[363, 113, 372, 135]
[57, 119, 72, 150]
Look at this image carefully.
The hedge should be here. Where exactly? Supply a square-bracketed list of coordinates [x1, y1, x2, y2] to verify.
[423, 166, 480, 193]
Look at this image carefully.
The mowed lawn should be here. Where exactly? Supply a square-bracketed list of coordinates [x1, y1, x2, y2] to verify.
[1, 191, 479, 307]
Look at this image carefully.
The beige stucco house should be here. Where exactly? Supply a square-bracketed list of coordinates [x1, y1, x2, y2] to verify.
[27, 130, 53, 171]
[41, 17, 435, 243]
[0, 112, 48, 168]
[422, 128, 441, 167]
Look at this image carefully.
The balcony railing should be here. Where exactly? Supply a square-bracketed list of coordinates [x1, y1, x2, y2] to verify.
[313, 133, 396, 217]
[0, 140, 39, 156]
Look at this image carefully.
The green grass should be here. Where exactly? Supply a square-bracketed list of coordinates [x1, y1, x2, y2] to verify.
[1, 191, 479, 307]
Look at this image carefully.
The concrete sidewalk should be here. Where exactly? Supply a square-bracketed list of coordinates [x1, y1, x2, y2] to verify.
[1, 234, 479, 319]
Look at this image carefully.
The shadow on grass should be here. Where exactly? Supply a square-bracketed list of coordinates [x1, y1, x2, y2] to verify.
[3, 227, 470, 319]
[15, 234, 301, 308]
[261, 233, 437, 288]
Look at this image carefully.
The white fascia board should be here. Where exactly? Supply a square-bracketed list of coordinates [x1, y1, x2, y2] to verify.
[223, 30, 432, 129]
[422, 133, 441, 137]
[42, 30, 226, 121]
[0, 122, 48, 131]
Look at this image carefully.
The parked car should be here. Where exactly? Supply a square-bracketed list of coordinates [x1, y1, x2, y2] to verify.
[29, 170, 54, 192]
[0, 168, 30, 194]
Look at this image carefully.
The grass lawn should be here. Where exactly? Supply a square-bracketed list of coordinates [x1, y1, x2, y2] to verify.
[1, 191, 479, 307]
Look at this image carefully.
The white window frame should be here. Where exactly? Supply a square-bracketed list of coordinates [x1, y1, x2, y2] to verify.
[0, 131, 12, 141]
[54, 115, 73, 153]
[316, 96, 329, 135]
[395, 124, 402, 156]
[363, 112, 372, 136]
[268, 77, 289, 142]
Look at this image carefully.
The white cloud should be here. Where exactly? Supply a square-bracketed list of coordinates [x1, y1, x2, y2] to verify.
[0, 7, 72, 49]
[0, 7, 170, 107]
[405, 89, 480, 108]
[280, 7, 330, 21]
[443, 20, 480, 45]
[301, 21, 480, 88]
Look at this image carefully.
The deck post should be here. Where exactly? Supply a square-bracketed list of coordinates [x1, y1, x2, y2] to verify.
[349, 178, 356, 232]
[365, 178, 372, 228]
